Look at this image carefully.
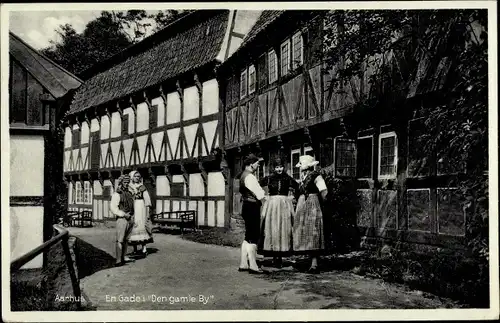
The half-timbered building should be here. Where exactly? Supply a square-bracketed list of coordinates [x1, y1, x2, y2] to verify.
[62, 10, 260, 228]
[9, 32, 82, 268]
[218, 10, 470, 248]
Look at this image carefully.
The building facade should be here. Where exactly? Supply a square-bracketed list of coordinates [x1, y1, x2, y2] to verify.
[218, 11, 469, 248]
[9, 32, 81, 268]
[62, 10, 260, 228]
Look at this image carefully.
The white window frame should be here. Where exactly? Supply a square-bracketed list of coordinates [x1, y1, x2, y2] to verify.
[83, 181, 92, 205]
[240, 68, 248, 99]
[292, 31, 304, 69]
[268, 49, 278, 84]
[280, 39, 291, 77]
[357, 135, 374, 180]
[290, 147, 301, 181]
[75, 181, 83, 204]
[378, 131, 398, 180]
[248, 65, 256, 95]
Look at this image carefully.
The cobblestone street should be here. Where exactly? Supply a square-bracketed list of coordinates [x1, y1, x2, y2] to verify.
[71, 227, 458, 310]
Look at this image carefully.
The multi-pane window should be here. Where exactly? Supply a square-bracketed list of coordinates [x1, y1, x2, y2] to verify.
[334, 138, 356, 177]
[378, 132, 398, 179]
[292, 31, 303, 69]
[83, 181, 92, 204]
[280, 40, 291, 76]
[248, 65, 256, 94]
[240, 69, 248, 99]
[74, 182, 83, 204]
[357, 136, 373, 179]
[268, 50, 278, 83]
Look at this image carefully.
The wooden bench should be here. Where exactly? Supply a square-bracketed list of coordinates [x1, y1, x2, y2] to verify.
[152, 210, 197, 234]
[64, 210, 93, 228]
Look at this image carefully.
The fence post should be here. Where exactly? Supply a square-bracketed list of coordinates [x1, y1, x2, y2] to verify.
[61, 235, 81, 308]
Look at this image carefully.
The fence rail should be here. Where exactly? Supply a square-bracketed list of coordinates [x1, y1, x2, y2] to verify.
[10, 225, 81, 307]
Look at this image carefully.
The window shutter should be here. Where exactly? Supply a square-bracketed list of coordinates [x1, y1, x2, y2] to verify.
[90, 132, 100, 170]
[149, 105, 158, 129]
[225, 77, 233, 108]
[257, 54, 268, 90]
[232, 74, 240, 105]
[122, 114, 129, 136]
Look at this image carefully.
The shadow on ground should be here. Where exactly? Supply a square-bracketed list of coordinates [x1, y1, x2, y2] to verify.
[75, 238, 116, 279]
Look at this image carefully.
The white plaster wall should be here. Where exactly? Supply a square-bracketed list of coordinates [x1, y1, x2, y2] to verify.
[123, 107, 135, 135]
[166, 128, 180, 160]
[93, 200, 99, 221]
[202, 121, 218, 155]
[104, 179, 113, 194]
[189, 201, 197, 211]
[163, 200, 171, 213]
[100, 143, 109, 168]
[207, 201, 215, 227]
[68, 181, 73, 204]
[81, 122, 90, 144]
[202, 80, 219, 116]
[217, 200, 225, 228]
[111, 112, 121, 138]
[189, 174, 205, 197]
[137, 134, 148, 164]
[91, 118, 100, 132]
[197, 202, 205, 226]
[64, 151, 70, 172]
[152, 97, 165, 127]
[166, 92, 181, 124]
[10, 135, 44, 196]
[64, 127, 72, 148]
[104, 200, 111, 218]
[136, 102, 149, 132]
[123, 139, 133, 167]
[10, 207, 44, 268]
[110, 142, 121, 168]
[183, 86, 199, 121]
[207, 172, 225, 196]
[172, 201, 180, 212]
[81, 147, 89, 170]
[93, 180, 103, 195]
[156, 200, 163, 214]
[156, 175, 171, 196]
[100, 115, 110, 140]
[184, 124, 198, 157]
[151, 132, 164, 162]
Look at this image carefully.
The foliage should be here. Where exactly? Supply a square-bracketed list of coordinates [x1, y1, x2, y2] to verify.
[322, 9, 489, 264]
[42, 10, 193, 75]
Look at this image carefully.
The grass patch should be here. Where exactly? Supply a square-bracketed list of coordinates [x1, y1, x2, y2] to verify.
[182, 227, 244, 248]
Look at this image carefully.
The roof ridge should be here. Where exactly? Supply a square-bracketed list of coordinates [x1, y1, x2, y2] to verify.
[9, 31, 83, 83]
[78, 9, 228, 80]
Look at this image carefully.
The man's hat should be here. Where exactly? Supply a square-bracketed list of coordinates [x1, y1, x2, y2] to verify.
[243, 153, 263, 166]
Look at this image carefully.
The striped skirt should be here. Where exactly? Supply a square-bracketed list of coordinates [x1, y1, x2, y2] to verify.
[292, 194, 325, 252]
[259, 195, 294, 253]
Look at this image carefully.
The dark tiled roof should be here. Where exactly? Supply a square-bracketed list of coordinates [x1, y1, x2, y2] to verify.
[241, 10, 285, 48]
[9, 32, 82, 99]
[69, 11, 229, 115]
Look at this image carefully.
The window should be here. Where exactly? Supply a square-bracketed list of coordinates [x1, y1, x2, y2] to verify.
[74, 182, 83, 204]
[280, 39, 291, 76]
[292, 31, 304, 69]
[291, 147, 301, 181]
[357, 136, 373, 179]
[170, 182, 184, 197]
[149, 105, 158, 128]
[334, 137, 356, 177]
[248, 65, 256, 94]
[240, 69, 248, 99]
[257, 54, 268, 89]
[268, 50, 278, 83]
[378, 132, 398, 179]
[304, 145, 315, 157]
[83, 181, 92, 204]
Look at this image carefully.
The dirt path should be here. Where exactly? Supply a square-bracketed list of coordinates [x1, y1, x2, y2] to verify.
[70, 227, 458, 310]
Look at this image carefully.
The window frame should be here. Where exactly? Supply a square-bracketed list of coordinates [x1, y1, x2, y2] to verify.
[240, 68, 248, 99]
[378, 131, 398, 180]
[280, 39, 291, 77]
[268, 49, 278, 84]
[290, 147, 301, 181]
[356, 135, 374, 180]
[333, 137, 357, 178]
[292, 31, 304, 69]
[74, 181, 83, 204]
[248, 65, 256, 95]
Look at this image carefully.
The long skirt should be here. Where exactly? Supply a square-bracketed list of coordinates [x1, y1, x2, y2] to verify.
[292, 193, 325, 252]
[128, 199, 153, 245]
[259, 195, 294, 254]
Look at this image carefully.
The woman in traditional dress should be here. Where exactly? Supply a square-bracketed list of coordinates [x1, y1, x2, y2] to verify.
[259, 157, 300, 268]
[292, 155, 328, 273]
[127, 170, 154, 256]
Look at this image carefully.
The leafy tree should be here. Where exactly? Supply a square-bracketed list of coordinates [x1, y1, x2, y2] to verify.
[322, 10, 488, 259]
[41, 10, 194, 75]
